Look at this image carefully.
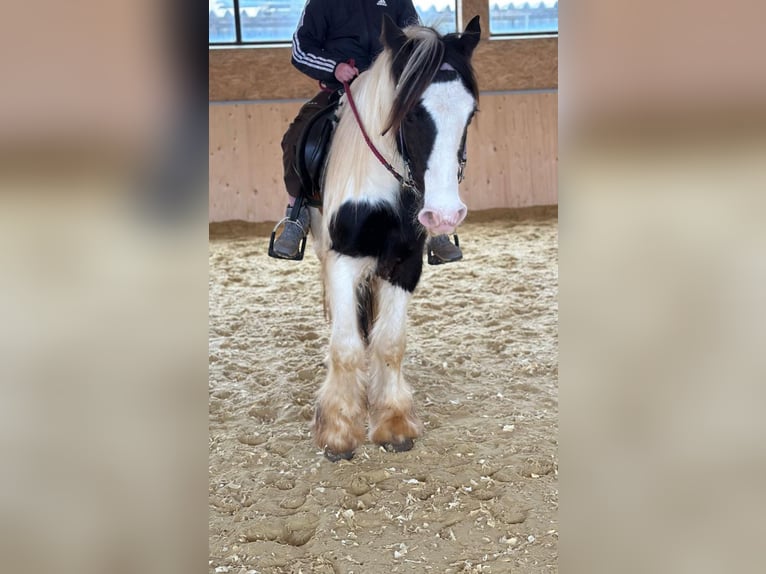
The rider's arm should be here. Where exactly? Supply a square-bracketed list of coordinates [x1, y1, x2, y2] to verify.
[291, 0, 339, 84]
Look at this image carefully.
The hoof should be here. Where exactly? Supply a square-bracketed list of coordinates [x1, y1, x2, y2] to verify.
[324, 448, 354, 462]
[380, 438, 415, 453]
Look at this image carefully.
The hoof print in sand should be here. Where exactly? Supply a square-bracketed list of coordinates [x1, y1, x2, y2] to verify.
[243, 513, 319, 547]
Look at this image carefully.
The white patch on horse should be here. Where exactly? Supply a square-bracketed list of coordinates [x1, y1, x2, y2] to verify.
[368, 281, 411, 404]
[313, 251, 376, 453]
[418, 78, 474, 234]
[324, 252, 375, 348]
[367, 280, 423, 444]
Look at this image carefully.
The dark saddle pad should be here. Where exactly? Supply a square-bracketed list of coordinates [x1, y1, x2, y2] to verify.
[296, 101, 339, 207]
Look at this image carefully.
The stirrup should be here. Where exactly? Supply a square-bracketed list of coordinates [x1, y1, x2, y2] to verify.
[427, 234, 460, 266]
[267, 200, 308, 261]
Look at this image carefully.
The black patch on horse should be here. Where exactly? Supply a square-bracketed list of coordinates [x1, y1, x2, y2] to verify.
[397, 102, 436, 199]
[329, 201, 399, 258]
[356, 278, 375, 344]
[329, 199, 426, 293]
[377, 188, 426, 293]
[380, 237, 424, 293]
[441, 26, 480, 102]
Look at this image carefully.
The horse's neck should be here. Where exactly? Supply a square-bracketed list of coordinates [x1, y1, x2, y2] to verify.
[323, 71, 404, 216]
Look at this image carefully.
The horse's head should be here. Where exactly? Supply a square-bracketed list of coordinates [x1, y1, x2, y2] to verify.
[381, 15, 481, 236]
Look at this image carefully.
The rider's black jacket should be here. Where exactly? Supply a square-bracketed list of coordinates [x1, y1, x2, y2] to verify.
[291, 0, 420, 89]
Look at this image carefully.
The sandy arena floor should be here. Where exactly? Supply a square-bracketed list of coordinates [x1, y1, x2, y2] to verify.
[209, 208, 558, 573]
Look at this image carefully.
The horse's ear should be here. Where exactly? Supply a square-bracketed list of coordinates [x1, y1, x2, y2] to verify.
[381, 13, 407, 55]
[459, 15, 481, 57]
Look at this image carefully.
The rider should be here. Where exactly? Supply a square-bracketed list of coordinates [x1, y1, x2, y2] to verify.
[273, 0, 464, 264]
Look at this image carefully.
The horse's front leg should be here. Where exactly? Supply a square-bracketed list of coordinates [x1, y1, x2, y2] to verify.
[367, 280, 424, 452]
[313, 252, 372, 461]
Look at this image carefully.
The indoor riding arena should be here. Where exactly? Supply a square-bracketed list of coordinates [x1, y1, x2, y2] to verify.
[209, 2, 558, 572]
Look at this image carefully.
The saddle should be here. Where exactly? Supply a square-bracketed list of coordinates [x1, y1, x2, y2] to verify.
[295, 98, 340, 208]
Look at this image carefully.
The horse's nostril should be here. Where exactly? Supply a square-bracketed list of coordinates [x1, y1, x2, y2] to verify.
[456, 207, 467, 224]
[418, 210, 439, 228]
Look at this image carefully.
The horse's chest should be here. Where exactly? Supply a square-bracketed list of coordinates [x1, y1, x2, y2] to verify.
[329, 200, 425, 292]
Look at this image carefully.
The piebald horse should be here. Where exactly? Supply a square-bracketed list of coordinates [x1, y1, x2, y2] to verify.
[308, 15, 480, 461]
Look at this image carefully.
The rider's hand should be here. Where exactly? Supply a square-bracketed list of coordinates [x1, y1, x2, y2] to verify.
[334, 62, 359, 83]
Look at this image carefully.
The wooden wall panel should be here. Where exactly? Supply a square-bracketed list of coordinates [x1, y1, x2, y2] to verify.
[475, 38, 557, 92]
[209, 101, 302, 223]
[209, 38, 556, 101]
[209, 47, 318, 101]
[464, 91, 558, 210]
[209, 92, 557, 223]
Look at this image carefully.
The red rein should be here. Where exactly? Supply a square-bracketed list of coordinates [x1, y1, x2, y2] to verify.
[342, 78, 400, 178]
[341, 60, 414, 191]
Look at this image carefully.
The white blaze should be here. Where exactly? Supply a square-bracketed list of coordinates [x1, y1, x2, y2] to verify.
[418, 78, 474, 234]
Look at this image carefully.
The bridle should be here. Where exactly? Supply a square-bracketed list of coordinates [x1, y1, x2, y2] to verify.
[341, 61, 468, 194]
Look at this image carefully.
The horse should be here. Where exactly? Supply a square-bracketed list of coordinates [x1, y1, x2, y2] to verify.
[307, 14, 481, 461]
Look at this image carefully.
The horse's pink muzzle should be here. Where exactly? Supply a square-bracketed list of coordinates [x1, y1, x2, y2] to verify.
[417, 205, 468, 235]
